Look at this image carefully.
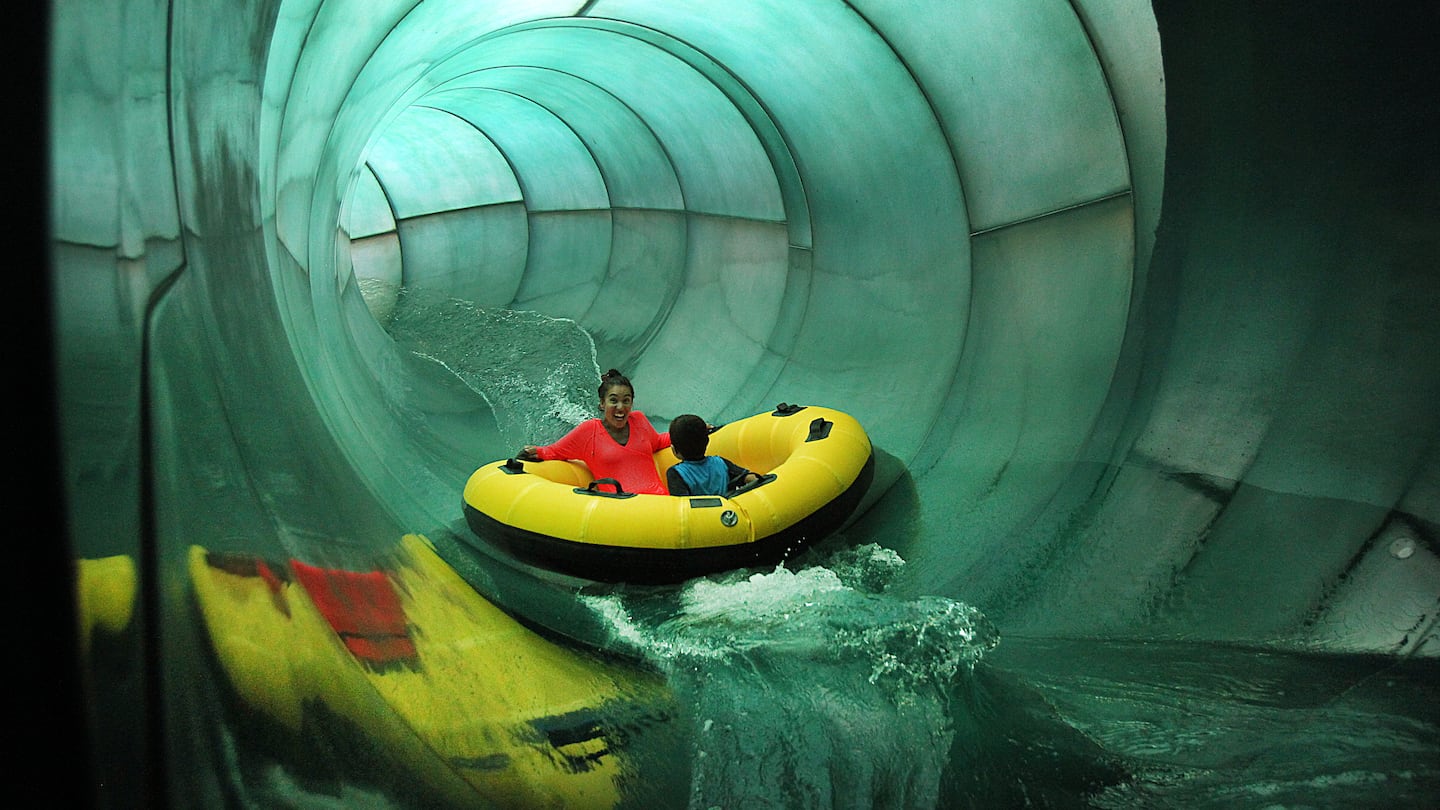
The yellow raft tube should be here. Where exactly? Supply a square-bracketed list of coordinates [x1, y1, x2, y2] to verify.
[462, 404, 875, 584]
[189, 534, 673, 809]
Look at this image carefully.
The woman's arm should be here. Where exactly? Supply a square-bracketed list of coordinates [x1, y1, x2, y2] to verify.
[521, 420, 596, 462]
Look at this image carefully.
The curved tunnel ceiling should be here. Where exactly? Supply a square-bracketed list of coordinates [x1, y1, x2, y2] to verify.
[247, 0, 1153, 564]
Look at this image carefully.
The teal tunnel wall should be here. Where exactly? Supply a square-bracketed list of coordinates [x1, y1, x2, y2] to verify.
[42, 0, 1438, 805]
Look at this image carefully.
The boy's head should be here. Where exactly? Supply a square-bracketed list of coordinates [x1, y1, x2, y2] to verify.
[670, 414, 709, 460]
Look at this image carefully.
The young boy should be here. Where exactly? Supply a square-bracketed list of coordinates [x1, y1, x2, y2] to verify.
[666, 414, 760, 496]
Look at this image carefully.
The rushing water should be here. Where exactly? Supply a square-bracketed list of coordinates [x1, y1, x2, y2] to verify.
[583, 544, 1000, 810]
[986, 638, 1440, 809]
[380, 285, 602, 449]
[571, 538, 1433, 809]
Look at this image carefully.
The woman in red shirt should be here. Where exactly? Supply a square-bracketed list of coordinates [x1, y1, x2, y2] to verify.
[517, 369, 672, 495]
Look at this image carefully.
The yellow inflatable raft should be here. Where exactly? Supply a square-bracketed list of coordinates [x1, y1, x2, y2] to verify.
[189, 534, 673, 809]
[462, 404, 874, 584]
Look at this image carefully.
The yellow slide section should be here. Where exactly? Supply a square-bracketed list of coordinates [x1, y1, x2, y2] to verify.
[75, 555, 137, 657]
[189, 534, 672, 809]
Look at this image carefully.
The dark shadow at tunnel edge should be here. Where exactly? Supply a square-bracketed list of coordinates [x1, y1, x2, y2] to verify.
[17, 6, 97, 810]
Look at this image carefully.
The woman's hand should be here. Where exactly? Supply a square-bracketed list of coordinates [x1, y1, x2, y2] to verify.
[517, 446, 540, 461]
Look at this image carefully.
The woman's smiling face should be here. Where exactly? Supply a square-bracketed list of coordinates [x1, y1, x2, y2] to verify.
[599, 384, 634, 431]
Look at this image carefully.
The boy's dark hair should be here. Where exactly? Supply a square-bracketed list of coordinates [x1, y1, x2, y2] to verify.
[670, 414, 709, 460]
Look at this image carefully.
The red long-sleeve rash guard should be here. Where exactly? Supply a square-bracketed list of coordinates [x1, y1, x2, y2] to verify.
[534, 411, 672, 495]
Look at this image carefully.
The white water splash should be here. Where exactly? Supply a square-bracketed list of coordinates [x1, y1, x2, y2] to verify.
[382, 288, 598, 448]
[584, 546, 998, 810]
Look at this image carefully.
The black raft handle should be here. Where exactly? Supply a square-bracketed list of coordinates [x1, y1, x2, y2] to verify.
[772, 402, 807, 417]
[807, 417, 833, 442]
[729, 472, 778, 496]
[575, 478, 636, 499]
[502, 458, 526, 474]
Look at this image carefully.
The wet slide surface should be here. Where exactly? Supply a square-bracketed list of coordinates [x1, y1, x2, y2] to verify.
[44, 1, 1439, 807]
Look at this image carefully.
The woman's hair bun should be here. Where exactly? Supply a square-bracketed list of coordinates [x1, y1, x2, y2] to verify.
[598, 368, 633, 399]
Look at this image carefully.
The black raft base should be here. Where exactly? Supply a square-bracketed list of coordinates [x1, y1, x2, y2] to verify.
[463, 453, 876, 585]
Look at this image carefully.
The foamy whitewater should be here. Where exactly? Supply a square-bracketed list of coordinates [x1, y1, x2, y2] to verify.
[583, 544, 998, 810]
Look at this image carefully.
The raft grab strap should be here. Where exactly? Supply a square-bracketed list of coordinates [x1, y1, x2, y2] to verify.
[729, 473, 778, 496]
[502, 458, 526, 474]
[806, 417, 833, 442]
[772, 403, 807, 417]
[574, 478, 637, 499]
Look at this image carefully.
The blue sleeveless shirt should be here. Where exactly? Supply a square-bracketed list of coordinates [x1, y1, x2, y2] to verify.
[672, 456, 729, 496]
